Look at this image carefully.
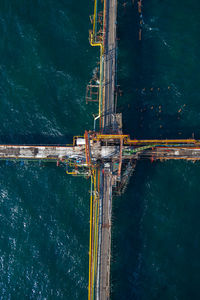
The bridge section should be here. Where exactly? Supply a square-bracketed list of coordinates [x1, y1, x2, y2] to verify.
[102, 0, 117, 132]
[0, 143, 119, 162]
[0, 142, 200, 162]
[97, 0, 118, 299]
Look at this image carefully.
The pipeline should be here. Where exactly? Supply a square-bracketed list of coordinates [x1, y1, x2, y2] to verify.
[122, 144, 199, 155]
[93, 133, 199, 146]
[88, 168, 100, 300]
[90, 0, 106, 131]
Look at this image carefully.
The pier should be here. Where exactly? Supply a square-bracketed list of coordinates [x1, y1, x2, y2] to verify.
[1, 1, 200, 300]
[102, 0, 117, 132]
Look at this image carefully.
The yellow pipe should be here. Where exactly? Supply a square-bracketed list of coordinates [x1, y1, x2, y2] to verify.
[91, 169, 97, 300]
[88, 1, 105, 298]
[93, 0, 98, 35]
[91, 168, 101, 300]
[88, 168, 100, 300]
[94, 169, 100, 279]
[89, 0, 106, 125]
[99, 47, 103, 121]
[89, 168, 98, 300]
[90, 35, 103, 120]
[158, 157, 200, 160]
[88, 172, 94, 300]
[94, 169, 99, 270]
[66, 171, 77, 175]
[94, 134, 128, 140]
[94, 134, 198, 144]
[126, 139, 198, 144]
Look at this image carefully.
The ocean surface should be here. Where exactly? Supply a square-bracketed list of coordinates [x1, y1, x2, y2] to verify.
[0, 0, 200, 299]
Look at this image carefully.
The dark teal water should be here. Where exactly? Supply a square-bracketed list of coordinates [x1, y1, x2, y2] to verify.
[112, 1, 200, 300]
[0, 0, 200, 299]
[0, 1, 95, 299]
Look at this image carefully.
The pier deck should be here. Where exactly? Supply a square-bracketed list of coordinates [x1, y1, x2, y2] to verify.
[98, 0, 118, 298]
[98, 168, 113, 300]
[102, 0, 117, 132]
[0, 143, 200, 162]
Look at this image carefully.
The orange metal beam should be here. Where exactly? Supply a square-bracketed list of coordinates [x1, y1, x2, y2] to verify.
[93, 133, 199, 145]
[118, 138, 123, 178]
[85, 131, 91, 166]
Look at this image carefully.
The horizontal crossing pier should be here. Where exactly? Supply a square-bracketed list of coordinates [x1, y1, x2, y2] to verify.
[0, 143, 200, 161]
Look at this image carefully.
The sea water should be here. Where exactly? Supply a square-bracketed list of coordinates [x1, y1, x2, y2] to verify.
[0, 0, 200, 299]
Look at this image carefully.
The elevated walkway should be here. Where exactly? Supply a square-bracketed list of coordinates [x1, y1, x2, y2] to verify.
[102, 0, 118, 132]
[0, 145, 79, 160]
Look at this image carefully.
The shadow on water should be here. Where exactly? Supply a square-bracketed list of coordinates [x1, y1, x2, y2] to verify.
[112, 0, 200, 299]
[112, 158, 200, 300]
[122, 104, 200, 140]
[111, 2, 162, 297]
[111, 161, 156, 300]
[117, 0, 200, 140]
